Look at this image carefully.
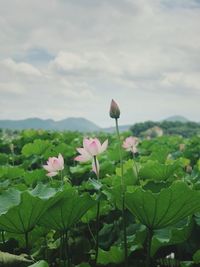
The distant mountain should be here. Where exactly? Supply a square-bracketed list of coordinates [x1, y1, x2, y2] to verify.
[103, 125, 131, 133]
[163, 116, 189, 123]
[0, 117, 101, 132]
[0, 115, 193, 133]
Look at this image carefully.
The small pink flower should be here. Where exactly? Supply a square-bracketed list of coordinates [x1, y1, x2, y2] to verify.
[122, 136, 139, 154]
[43, 153, 64, 177]
[75, 137, 108, 175]
[75, 138, 108, 162]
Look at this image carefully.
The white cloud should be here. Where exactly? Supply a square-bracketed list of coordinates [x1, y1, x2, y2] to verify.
[49, 51, 122, 77]
[2, 58, 41, 76]
[0, 82, 25, 94]
[0, 0, 200, 125]
[161, 72, 200, 93]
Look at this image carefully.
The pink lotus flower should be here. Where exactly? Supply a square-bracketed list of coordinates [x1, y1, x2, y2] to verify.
[122, 136, 139, 154]
[75, 138, 108, 175]
[75, 138, 108, 162]
[43, 153, 64, 177]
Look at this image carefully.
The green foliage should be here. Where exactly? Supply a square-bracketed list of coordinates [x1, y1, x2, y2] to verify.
[151, 218, 193, 256]
[139, 160, 179, 181]
[97, 246, 124, 265]
[39, 187, 95, 231]
[28, 260, 49, 267]
[0, 129, 200, 266]
[0, 184, 61, 234]
[130, 120, 200, 137]
[22, 139, 52, 157]
[125, 182, 200, 229]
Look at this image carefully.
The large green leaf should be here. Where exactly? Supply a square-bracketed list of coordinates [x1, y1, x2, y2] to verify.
[0, 184, 62, 234]
[39, 187, 95, 231]
[125, 181, 200, 229]
[0, 166, 25, 180]
[21, 139, 52, 157]
[97, 246, 124, 265]
[28, 260, 49, 267]
[151, 218, 193, 256]
[23, 169, 46, 185]
[0, 188, 21, 215]
[139, 160, 179, 181]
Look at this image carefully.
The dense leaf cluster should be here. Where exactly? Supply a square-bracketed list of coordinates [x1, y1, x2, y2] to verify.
[130, 121, 200, 137]
[0, 129, 200, 267]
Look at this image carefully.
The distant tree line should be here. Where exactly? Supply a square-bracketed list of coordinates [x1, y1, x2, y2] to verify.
[130, 121, 200, 137]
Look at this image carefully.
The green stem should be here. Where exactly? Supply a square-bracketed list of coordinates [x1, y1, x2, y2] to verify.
[60, 170, 63, 185]
[132, 153, 139, 178]
[1, 231, 5, 246]
[65, 231, 70, 267]
[44, 235, 48, 262]
[146, 228, 153, 267]
[94, 156, 99, 179]
[25, 232, 29, 253]
[59, 233, 63, 266]
[115, 119, 124, 189]
[94, 201, 100, 266]
[12, 154, 15, 166]
[1, 231, 5, 245]
[94, 156, 100, 266]
[122, 193, 128, 265]
[115, 118, 128, 267]
[63, 233, 67, 267]
[87, 221, 96, 244]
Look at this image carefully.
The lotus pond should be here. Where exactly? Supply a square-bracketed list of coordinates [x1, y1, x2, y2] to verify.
[0, 127, 200, 267]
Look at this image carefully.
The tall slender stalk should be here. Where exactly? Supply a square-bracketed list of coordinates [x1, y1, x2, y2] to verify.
[25, 232, 29, 253]
[132, 153, 139, 178]
[63, 232, 67, 267]
[115, 118, 128, 267]
[64, 231, 70, 267]
[60, 170, 63, 185]
[94, 156, 100, 266]
[1, 231, 5, 246]
[146, 228, 153, 267]
[59, 233, 63, 266]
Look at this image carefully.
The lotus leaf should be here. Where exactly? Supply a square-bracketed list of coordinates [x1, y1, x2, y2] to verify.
[125, 182, 200, 229]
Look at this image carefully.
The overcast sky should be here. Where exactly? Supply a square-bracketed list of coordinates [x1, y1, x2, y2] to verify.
[0, 0, 200, 127]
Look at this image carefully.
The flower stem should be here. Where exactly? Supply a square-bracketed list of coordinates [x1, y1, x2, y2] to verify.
[115, 118, 128, 267]
[60, 170, 63, 185]
[65, 231, 70, 267]
[94, 201, 100, 266]
[132, 153, 139, 178]
[146, 228, 153, 267]
[1, 231, 5, 246]
[115, 119, 124, 189]
[25, 232, 29, 254]
[94, 156, 99, 179]
[94, 156, 100, 266]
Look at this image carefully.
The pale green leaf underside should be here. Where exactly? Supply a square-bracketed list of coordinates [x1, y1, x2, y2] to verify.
[125, 182, 200, 229]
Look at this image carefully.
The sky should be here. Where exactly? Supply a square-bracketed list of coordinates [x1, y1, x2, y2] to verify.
[0, 0, 200, 127]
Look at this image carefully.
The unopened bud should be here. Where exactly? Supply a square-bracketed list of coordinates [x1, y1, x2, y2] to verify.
[179, 144, 185, 151]
[109, 99, 120, 119]
[10, 144, 14, 153]
[186, 165, 192, 173]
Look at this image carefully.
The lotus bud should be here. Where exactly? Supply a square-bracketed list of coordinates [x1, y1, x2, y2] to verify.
[186, 165, 192, 173]
[179, 144, 185, 151]
[109, 99, 120, 119]
[10, 144, 14, 154]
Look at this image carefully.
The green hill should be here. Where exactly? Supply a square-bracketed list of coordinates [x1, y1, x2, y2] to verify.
[0, 117, 101, 132]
